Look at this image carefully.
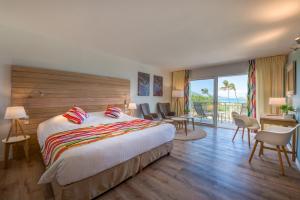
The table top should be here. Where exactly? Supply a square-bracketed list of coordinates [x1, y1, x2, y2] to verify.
[260, 115, 297, 122]
[171, 117, 187, 121]
[162, 119, 174, 123]
[2, 135, 30, 144]
[179, 114, 195, 119]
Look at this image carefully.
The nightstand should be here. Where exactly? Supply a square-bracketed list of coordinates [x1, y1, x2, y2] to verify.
[2, 135, 30, 169]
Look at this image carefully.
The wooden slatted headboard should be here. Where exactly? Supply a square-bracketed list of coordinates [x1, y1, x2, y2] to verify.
[11, 65, 130, 153]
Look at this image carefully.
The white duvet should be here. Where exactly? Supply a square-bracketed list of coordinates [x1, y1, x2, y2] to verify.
[37, 112, 175, 186]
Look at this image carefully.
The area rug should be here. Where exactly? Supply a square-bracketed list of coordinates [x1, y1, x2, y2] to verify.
[175, 127, 207, 141]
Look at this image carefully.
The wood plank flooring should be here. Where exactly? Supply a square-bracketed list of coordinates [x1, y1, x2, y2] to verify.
[1, 126, 300, 200]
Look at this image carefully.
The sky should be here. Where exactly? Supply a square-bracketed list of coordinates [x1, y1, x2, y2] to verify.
[190, 74, 248, 99]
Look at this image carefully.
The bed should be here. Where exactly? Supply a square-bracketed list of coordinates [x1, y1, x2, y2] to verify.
[37, 111, 176, 200]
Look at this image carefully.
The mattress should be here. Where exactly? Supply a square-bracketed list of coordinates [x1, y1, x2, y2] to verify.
[37, 112, 176, 186]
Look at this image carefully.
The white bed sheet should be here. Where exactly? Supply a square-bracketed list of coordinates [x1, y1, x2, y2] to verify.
[37, 112, 175, 185]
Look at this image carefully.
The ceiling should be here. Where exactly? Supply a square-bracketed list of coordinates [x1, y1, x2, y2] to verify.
[0, 0, 300, 70]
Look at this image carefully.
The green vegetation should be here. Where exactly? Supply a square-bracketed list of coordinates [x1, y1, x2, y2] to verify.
[191, 80, 242, 115]
[280, 104, 295, 114]
[201, 88, 210, 96]
[191, 92, 213, 104]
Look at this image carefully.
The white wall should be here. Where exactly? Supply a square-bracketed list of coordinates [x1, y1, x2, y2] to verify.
[0, 57, 12, 161]
[0, 27, 171, 160]
[191, 61, 248, 80]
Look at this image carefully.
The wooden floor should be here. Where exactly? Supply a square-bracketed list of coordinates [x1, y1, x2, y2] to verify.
[1, 126, 300, 200]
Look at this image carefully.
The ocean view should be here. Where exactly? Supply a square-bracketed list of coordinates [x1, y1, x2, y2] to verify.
[218, 97, 247, 103]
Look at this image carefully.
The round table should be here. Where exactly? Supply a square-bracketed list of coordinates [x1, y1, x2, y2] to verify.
[180, 114, 195, 130]
[2, 135, 30, 168]
[171, 117, 188, 136]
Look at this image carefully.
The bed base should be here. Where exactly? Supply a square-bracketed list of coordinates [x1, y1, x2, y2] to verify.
[51, 141, 173, 200]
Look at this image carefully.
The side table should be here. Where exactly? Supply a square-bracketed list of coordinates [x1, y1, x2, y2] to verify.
[2, 135, 30, 169]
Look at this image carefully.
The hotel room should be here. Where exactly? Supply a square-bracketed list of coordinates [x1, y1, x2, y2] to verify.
[0, 1, 300, 200]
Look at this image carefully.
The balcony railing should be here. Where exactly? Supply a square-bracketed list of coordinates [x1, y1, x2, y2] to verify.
[190, 101, 247, 126]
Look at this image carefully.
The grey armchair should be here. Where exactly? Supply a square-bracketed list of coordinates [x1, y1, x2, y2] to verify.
[157, 103, 176, 119]
[140, 103, 159, 120]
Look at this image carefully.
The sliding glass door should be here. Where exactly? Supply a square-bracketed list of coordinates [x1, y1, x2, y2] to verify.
[189, 74, 247, 128]
[189, 79, 217, 125]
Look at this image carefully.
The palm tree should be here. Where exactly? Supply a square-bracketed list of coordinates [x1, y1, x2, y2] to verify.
[220, 80, 234, 120]
[229, 83, 238, 103]
[201, 88, 209, 96]
[220, 80, 231, 102]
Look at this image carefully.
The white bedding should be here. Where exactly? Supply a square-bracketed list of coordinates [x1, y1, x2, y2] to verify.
[37, 112, 175, 185]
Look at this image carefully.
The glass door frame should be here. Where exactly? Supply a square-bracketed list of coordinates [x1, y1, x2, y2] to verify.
[212, 77, 218, 127]
[189, 77, 218, 127]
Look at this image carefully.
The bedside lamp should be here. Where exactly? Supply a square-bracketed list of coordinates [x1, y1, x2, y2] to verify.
[4, 106, 28, 141]
[128, 103, 137, 116]
[172, 90, 184, 116]
[269, 97, 286, 114]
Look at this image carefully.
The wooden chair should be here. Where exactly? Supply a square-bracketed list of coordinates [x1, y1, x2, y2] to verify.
[140, 103, 159, 120]
[231, 112, 260, 147]
[249, 124, 300, 175]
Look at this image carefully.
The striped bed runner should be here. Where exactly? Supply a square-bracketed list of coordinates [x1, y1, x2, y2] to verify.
[42, 119, 162, 168]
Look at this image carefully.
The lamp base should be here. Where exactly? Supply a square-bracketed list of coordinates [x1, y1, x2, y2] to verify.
[175, 98, 183, 117]
[6, 119, 26, 142]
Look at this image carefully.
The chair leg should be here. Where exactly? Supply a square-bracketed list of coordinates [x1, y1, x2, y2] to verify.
[247, 128, 251, 148]
[232, 127, 239, 142]
[276, 145, 285, 176]
[249, 140, 259, 163]
[242, 128, 245, 140]
[282, 146, 291, 167]
[259, 142, 264, 156]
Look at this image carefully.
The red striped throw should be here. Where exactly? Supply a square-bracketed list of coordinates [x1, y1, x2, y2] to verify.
[42, 119, 162, 168]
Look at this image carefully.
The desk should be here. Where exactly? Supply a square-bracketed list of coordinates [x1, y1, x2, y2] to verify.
[260, 115, 298, 161]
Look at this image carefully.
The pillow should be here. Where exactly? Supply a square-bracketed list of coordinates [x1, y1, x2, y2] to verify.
[72, 106, 88, 118]
[63, 106, 88, 124]
[105, 106, 122, 118]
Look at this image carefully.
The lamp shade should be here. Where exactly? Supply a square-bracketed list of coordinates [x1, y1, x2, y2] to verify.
[128, 103, 137, 110]
[4, 106, 27, 119]
[172, 90, 184, 98]
[269, 97, 286, 106]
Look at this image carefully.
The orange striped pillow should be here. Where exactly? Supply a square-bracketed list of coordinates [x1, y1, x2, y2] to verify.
[63, 106, 88, 124]
[105, 106, 122, 118]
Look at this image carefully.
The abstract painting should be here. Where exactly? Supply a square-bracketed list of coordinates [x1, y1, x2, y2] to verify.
[153, 75, 163, 96]
[138, 72, 150, 96]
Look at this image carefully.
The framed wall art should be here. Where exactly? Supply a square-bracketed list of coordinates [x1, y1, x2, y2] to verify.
[138, 72, 150, 96]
